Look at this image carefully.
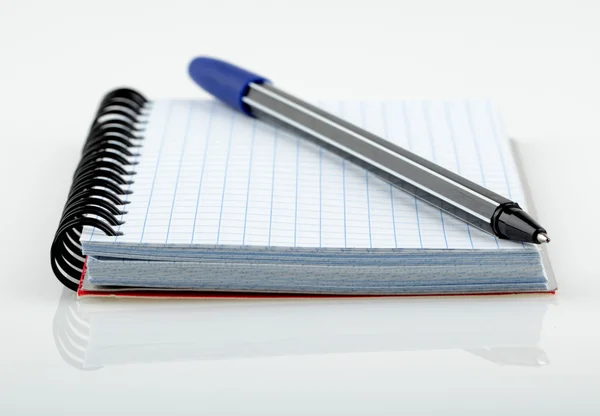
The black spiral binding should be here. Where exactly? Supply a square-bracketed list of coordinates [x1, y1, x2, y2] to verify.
[51, 88, 150, 291]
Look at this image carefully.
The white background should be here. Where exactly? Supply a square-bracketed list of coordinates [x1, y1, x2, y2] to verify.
[1, 0, 599, 414]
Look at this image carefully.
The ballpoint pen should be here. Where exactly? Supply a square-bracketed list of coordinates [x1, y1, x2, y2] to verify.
[188, 57, 550, 245]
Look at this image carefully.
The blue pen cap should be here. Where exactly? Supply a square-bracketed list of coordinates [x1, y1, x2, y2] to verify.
[188, 57, 269, 116]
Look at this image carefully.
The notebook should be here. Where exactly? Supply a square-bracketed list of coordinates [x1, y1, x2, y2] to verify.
[50, 88, 556, 297]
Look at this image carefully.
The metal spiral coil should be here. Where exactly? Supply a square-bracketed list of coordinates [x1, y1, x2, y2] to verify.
[51, 88, 150, 290]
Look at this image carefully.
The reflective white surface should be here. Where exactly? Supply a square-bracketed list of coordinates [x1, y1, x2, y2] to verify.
[2, 1, 600, 414]
[54, 293, 552, 370]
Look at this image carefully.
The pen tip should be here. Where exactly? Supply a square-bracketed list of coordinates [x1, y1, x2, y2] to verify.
[537, 233, 551, 244]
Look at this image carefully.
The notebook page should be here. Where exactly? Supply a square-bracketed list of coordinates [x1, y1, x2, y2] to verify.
[82, 99, 527, 250]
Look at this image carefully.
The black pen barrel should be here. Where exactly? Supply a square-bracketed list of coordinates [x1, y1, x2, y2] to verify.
[243, 83, 548, 244]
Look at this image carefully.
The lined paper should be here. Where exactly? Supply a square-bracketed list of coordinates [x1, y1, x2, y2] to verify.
[83, 99, 527, 250]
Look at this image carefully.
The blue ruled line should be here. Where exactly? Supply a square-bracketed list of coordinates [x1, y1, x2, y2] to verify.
[465, 101, 488, 187]
[165, 102, 192, 244]
[319, 147, 323, 248]
[317, 101, 323, 248]
[365, 171, 372, 248]
[267, 128, 278, 247]
[485, 101, 512, 199]
[339, 101, 347, 248]
[360, 101, 372, 248]
[139, 102, 172, 243]
[423, 101, 448, 249]
[381, 102, 398, 248]
[401, 101, 423, 248]
[242, 120, 256, 245]
[216, 112, 237, 244]
[389, 185, 397, 248]
[465, 101, 500, 249]
[191, 101, 216, 244]
[444, 101, 474, 249]
[414, 198, 423, 248]
[293, 137, 300, 247]
[485, 101, 525, 248]
[342, 159, 347, 248]
[439, 210, 448, 248]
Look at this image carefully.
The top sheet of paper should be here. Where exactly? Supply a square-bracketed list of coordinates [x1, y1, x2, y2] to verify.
[82, 99, 529, 250]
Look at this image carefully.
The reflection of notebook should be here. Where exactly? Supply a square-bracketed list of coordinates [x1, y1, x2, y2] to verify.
[52, 290, 551, 370]
[50, 88, 556, 297]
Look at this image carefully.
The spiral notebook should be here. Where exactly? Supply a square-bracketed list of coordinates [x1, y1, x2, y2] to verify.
[50, 89, 556, 297]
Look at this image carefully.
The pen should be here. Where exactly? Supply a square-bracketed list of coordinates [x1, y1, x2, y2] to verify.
[188, 57, 550, 245]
